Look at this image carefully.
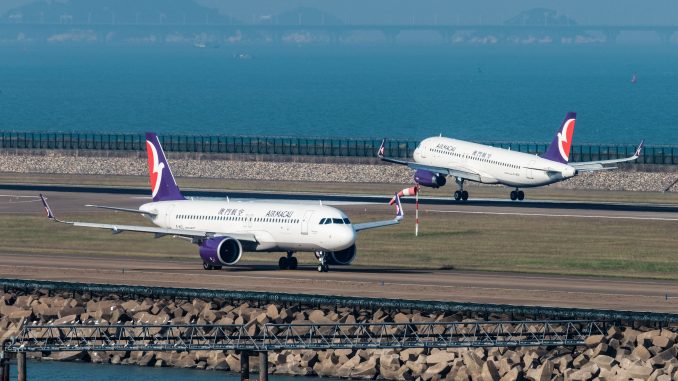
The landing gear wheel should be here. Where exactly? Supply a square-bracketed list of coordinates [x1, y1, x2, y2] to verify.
[461, 191, 469, 201]
[202, 262, 214, 271]
[315, 251, 329, 272]
[510, 191, 518, 201]
[278, 256, 289, 270]
[289, 257, 298, 270]
[517, 191, 525, 201]
[454, 191, 461, 201]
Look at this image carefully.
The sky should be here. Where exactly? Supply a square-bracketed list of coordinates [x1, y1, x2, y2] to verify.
[2, 0, 678, 25]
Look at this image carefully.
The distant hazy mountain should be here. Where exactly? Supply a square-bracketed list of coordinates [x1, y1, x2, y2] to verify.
[2, 0, 240, 24]
[504, 8, 577, 26]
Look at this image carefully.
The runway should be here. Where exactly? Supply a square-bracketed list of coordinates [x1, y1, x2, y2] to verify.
[0, 252, 676, 312]
[1, 189, 678, 313]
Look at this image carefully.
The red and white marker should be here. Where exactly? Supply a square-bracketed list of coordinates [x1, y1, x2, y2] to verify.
[389, 185, 421, 236]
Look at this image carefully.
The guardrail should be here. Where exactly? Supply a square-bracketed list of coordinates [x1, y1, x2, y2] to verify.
[0, 131, 675, 164]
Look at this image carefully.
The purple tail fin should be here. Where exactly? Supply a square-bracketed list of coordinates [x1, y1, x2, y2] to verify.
[541, 112, 576, 164]
[145, 133, 184, 202]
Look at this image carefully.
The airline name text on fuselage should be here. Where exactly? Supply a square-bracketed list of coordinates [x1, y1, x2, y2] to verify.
[218, 208, 245, 216]
[435, 143, 457, 152]
[266, 210, 294, 218]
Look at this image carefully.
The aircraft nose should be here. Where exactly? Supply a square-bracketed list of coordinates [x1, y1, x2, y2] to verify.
[337, 226, 357, 249]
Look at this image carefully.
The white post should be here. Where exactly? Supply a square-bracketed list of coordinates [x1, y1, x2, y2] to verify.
[415, 187, 419, 237]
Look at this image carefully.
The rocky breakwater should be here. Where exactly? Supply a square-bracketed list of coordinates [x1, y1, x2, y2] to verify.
[1, 151, 677, 192]
[1, 289, 678, 381]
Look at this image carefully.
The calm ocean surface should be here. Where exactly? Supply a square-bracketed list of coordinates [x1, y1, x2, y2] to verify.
[9, 359, 333, 381]
[0, 44, 676, 144]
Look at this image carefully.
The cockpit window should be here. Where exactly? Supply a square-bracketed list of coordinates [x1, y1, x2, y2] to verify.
[343, 218, 351, 224]
[332, 218, 343, 224]
[324, 219, 332, 224]
[319, 218, 326, 224]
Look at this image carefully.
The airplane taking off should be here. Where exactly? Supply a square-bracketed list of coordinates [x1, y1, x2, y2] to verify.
[40, 133, 403, 273]
[379, 112, 644, 201]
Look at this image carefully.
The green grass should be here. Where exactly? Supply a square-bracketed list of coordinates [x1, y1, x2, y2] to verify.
[2, 204, 677, 280]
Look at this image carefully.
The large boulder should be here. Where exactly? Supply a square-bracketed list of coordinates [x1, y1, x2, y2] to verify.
[481, 361, 501, 381]
[427, 350, 456, 365]
[526, 361, 553, 381]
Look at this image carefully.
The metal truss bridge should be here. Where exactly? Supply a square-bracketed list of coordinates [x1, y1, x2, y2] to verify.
[3, 320, 607, 353]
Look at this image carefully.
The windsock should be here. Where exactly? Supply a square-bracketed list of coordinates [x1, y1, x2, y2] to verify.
[389, 186, 418, 205]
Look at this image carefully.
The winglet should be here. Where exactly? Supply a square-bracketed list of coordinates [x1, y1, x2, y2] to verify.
[378, 139, 386, 158]
[394, 193, 404, 221]
[39, 194, 54, 220]
[634, 139, 644, 158]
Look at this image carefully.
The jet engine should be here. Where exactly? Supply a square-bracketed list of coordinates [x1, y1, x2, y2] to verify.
[199, 237, 243, 266]
[414, 169, 446, 188]
[327, 244, 357, 265]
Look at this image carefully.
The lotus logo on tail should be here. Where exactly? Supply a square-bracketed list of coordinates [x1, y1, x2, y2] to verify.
[557, 118, 575, 162]
[146, 140, 165, 198]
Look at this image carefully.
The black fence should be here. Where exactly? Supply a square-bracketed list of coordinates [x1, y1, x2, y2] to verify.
[1, 131, 675, 165]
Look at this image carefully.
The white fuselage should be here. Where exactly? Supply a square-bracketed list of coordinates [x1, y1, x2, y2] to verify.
[139, 200, 357, 253]
[414, 137, 577, 187]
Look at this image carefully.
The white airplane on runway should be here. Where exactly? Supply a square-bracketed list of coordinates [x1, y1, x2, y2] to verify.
[379, 112, 644, 201]
[40, 133, 403, 273]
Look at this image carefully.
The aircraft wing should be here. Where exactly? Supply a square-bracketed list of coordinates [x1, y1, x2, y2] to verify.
[84, 204, 158, 218]
[570, 140, 644, 173]
[353, 192, 404, 232]
[378, 139, 482, 182]
[353, 219, 400, 232]
[380, 155, 482, 182]
[40, 195, 257, 243]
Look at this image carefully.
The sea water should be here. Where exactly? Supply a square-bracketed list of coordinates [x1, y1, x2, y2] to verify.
[0, 44, 675, 144]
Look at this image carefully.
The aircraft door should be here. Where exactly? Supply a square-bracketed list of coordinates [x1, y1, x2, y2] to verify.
[301, 211, 313, 235]
[165, 205, 175, 228]
[243, 214, 254, 229]
[526, 160, 535, 179]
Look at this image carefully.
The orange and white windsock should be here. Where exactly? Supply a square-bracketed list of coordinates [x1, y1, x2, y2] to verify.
[389, 186, 418, 205]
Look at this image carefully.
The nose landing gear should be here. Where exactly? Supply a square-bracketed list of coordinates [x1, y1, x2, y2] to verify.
[315, 251, 330, 272]
[278, 251, 298, 270]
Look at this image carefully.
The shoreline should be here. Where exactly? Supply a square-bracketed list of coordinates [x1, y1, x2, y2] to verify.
[1, 286, 677, 381]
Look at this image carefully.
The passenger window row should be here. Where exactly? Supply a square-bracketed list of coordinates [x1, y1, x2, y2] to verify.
[176, 215, 299, 224]
[430, 148, 521, 169]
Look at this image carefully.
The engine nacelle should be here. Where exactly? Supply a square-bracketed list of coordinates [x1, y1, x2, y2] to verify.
[414, 169, 446, 188]
[327, 244, 357, 265]
[199, 237, 243, 266]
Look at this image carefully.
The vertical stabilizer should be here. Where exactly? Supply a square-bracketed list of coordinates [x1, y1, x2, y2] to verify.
[541, 112, 576, 164]
[145, 133, 184, 202]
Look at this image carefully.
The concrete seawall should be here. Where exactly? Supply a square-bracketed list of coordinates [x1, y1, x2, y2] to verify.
[1, 150, 677, 193]
[1, 288, 677, 380]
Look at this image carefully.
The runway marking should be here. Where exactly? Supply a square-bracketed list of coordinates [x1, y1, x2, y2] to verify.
[426, 209, 678, 221]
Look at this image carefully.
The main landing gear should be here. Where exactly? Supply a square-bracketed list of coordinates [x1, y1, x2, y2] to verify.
[315, 251, 330, 272]
[278, 251, 298, 270]
[510, 189, 525, 201]
[202, 262, 222, 271]
[453, 177, 469, 201]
